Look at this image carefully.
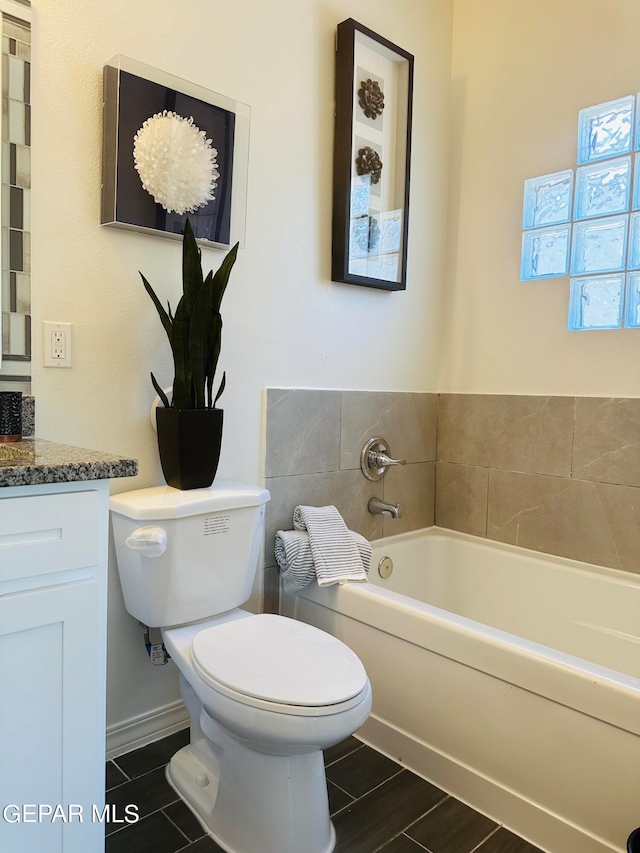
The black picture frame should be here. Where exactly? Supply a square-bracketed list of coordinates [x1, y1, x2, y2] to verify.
[101, 56, 250, 249]
[332, 19, 414, 291]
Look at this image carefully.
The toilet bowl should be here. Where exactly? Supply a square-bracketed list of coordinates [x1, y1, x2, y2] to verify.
[109, 483, 373, 853]
[162, 610, 372, 853]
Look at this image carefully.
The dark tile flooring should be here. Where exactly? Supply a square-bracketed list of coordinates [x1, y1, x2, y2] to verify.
[105, 730, 545, 853]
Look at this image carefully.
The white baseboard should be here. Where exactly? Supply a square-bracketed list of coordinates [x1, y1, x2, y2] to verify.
[106, 700, 189, 760]
[357, 715, 621, 853]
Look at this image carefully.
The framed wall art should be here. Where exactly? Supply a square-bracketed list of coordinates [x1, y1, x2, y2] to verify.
[101, 56, 250, 249]
[332, 19, 414, 291]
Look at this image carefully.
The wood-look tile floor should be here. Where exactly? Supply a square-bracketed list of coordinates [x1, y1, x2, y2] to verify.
[105, 731, 545, 853]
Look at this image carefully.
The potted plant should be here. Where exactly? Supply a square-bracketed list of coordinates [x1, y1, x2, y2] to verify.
[141, 219, 239, 490]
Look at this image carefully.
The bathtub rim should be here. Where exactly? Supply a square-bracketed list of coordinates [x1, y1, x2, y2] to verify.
[370, 526, 640, 588]
[287, 527, 640, 738]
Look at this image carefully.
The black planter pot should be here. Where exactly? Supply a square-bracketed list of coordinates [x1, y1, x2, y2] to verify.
[156, 407, 223, 490]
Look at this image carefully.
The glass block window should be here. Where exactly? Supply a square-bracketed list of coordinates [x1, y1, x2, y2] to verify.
[577, 96, 634, 165]
[627, 212, 640, 269]
[624, 273, 640, 327]
[568, 274, 624, 331]
[523, 170, 573, 228]
[574, 156, 630, 220]
[571, 215, 628, 275]
[520, 91, 640, 331]
[521, 225, 570, 280]
[632, 153, 640, 210]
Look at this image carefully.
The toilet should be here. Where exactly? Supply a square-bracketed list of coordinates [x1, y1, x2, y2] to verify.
[110, 482, 372, 853]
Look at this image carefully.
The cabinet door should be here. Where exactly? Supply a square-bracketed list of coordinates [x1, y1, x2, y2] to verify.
[0, 580, 105, 853]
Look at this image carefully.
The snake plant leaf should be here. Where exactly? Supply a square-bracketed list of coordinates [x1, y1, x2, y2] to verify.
[140, 273, 173, 343]
[182, 219, 204, 314]
[214, 371, 226, 407]
[205, 314, 222, 408]
[189, 272, 215, 410]
[141, 222, 238, 412]
[171, 296, 194, 410]
[211, 242, 239, 314]
[150, 372, 171, 409]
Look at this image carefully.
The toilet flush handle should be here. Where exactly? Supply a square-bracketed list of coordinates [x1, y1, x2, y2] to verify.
[125, 526, 168, 558]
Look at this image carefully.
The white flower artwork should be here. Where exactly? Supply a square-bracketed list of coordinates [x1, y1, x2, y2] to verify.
[133, 110, 220, 215]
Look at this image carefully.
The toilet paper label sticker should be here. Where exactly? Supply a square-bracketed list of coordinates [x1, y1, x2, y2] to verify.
[204, 514, 230, 536]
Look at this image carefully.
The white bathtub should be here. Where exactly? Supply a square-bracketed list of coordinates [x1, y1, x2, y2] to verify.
[280, 527, 640, 853]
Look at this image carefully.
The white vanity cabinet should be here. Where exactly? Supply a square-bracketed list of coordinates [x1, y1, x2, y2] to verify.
[0, 479, 110, 853]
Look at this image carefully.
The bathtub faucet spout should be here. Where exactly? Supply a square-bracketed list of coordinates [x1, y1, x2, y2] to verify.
[368, 497, 402, 519]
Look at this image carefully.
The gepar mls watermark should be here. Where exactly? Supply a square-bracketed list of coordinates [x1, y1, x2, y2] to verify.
[2, 804, 140, 824]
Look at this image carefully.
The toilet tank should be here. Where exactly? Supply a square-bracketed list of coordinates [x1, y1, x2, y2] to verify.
[109, 482, 270, 627]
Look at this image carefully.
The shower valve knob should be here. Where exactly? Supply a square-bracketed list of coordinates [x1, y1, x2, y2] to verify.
[360, 437, 406, 481]
[369, 450, 406, 469]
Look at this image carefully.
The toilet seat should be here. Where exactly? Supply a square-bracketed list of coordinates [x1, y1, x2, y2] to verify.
[191, 613, 369, 717]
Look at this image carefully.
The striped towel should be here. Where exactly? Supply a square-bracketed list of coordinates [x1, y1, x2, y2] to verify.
[290, 504, 370, 587]
[275, 528, 371, 592]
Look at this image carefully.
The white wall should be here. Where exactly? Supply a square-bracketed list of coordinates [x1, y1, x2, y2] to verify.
[441, 0, 640, 396]
[32, 0, 452, 738]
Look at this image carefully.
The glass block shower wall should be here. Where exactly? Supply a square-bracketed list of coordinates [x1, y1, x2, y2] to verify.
[0, 12, 30, 389]
[521, 94, 640, 332]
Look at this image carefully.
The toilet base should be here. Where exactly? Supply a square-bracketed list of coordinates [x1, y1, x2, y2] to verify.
[166, 732, 336, 853]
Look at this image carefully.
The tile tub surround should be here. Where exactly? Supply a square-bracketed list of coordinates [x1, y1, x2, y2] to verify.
[436, 394, 640, 574]
[264, 389, 436, 566]
[105, 731, 543, 853]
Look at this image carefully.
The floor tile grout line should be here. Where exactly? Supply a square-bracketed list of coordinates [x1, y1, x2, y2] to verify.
[115, 761, 167, 780]
[175, 837, 199, 853]
[107, 731, 190, 781]
[104, 796, 182, 839]
[107, 760, 173, 788]
[161, 807, 195, 846]
[468, 824, 502, 852]
[372, 827, 433, 853]
[331, 767, 435, 836]
[327, 779, 355, 801]
[108, 758, 131, 784]
[341, 766, 406, 802]
[394, 792, 451, 847]
[330, 801, 354, 818]
[324, 742, 365, 768]
[403, 832, 433, 853]
[400, 795, 503, 853]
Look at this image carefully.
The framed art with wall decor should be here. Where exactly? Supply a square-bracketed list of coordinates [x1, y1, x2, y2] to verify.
[332, 19, 414, 291]
[101, 55, 250, 249]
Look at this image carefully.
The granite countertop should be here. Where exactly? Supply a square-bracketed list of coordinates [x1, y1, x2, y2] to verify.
[0, 439, 138, 487]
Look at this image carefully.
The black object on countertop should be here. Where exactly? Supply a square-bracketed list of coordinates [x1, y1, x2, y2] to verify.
[0, 391, 21, 441]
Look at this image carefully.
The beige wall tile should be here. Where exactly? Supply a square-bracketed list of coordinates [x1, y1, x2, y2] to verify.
[340, 391, 388, 469]
[263, 566, 280, 614]
[382, 461, 435, 536]
[592, 480, 640, 574]
[340, 391, 437, 470]
[435, 461, 488, 537]
[573, 397, 640, 487]
[437, 394, 574, 477]
[264, 469, 384, 563]
[265, 389, 340, 477]
[487, 469, 640, 573]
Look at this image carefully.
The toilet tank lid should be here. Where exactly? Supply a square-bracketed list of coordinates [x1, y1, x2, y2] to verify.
[110, 481, 270, 520]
